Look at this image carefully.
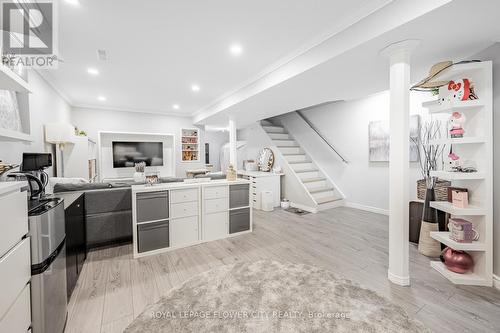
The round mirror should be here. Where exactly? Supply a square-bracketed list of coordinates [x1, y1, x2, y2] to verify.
[258, 148, 275, 172]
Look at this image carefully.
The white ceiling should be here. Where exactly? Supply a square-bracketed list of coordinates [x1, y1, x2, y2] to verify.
[40, 0, 389, 115]
[194, 0, 500, 127]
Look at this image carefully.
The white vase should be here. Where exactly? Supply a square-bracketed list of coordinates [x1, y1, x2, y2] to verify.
[133, 172, 145, 183]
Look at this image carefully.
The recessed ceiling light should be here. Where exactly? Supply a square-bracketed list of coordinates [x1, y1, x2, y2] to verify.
[172, 104, 180, 110]
[191, 84, 200, 92]
[65, 0, 80, 5]
[97, 96, 106, 101]
[229, 43, 243, 56]
[87, 67, 99, 75]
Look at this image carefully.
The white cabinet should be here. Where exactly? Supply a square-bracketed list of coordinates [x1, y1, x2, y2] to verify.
[203, 212, 228, 241]
[239, 171, 282, 210]
[0, 182, 30, 332]
[0, 190, 28, 256]
[170, 216, 199, 247]
[63, 135, 98, 181]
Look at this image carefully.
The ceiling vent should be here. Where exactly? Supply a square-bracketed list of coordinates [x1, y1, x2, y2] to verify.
[97, 49, 108, 61]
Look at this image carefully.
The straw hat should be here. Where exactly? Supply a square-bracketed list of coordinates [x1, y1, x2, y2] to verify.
[411, 61, 453, 90]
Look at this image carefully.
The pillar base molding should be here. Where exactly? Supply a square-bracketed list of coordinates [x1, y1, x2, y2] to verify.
[388, 270, 410, 286]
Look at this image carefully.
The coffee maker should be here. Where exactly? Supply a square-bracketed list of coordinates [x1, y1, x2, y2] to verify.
[8, 153, 52, 200]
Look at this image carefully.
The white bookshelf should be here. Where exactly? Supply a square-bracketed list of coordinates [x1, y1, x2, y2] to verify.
[423, 61, 493, 287]
[181, 128, 200, 162]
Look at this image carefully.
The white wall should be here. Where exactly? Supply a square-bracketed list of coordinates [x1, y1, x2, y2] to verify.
[278, 91, 436, 214]
[0, 71, 71, 177]
[204, 130, 228, 172]
[469, 43, 500, 280]
[71, 107, 210, 178]
[99, 132, 174, 180]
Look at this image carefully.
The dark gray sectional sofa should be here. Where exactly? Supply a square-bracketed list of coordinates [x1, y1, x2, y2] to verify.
[54, 175, 225, 249]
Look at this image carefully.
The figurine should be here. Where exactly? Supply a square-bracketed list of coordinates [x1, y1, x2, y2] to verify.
[438, 78, 478, 105]
[449, 111, 466, 138]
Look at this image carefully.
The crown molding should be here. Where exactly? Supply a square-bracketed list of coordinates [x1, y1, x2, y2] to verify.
[71, 104, 192, 118]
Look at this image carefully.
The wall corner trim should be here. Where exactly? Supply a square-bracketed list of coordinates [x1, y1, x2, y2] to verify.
[494, 274, 500, 290]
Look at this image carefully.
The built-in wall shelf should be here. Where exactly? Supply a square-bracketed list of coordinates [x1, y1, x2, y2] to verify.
[0, 128, 33, 142]
[430, 232, 486, 251]
[430, 201, 485, 216]
[181, 128, 200, 162]
[428, 137, 485, 145]
[430, 261, 489, 286]
[0, 64, 31, 93]
[422, 99, 484, 114]
[426, 61, 493, 287]
[430, 171, 485, 181]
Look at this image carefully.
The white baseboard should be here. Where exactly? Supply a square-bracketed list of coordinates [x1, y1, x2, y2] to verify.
[345, 202, 389, 216]
[494, 274, 500, 290]
[290, 202, 317, 214]
[387, 270, 410, 286]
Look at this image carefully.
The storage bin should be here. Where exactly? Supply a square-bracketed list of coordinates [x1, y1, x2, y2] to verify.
[229, 184, 249, 209]
[136, 191, 169, 222]
[229, 208, 250, 234]
[137, 220, 169, 253]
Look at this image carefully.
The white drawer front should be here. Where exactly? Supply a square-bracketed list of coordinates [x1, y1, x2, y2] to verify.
[0, 284, 30, 333]
[0, 238, 30, 318]
[0, 191, 28, 257]
[170, 216, 199, 247]
[171, 201, 198, 218]
[204, 198, 228, 214]
[203, 212, 228, 241]
[204, 185, 228, 200]
[170, 188, 198, 204]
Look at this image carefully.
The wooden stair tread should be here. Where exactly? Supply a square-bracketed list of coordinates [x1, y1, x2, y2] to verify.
[295, 169, 318, 173]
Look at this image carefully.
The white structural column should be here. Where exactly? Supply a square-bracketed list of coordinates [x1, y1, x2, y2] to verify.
[380, 40, 420, 286]
[228, 119, 237, 168]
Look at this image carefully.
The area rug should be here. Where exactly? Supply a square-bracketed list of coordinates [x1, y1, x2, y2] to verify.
[125, 260, 428, 333]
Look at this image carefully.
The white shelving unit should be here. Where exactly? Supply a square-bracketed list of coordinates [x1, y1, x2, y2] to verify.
[423, 61, 493, 287]
[181, 128, 200, 162]
[0, 65, 32, 142]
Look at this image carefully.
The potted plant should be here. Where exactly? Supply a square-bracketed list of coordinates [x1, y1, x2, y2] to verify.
[411, 120, 446, 257]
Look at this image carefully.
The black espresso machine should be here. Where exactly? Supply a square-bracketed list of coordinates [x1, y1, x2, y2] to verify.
[8, 153, 52, 202]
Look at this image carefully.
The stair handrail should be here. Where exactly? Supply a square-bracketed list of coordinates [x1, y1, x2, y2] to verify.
[296, 111, 348, 164]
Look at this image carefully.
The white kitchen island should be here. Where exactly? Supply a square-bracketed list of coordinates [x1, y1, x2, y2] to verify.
[132, 179, 252, 258]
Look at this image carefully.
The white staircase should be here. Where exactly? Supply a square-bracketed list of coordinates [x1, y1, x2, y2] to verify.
[261, 120, 344, 211]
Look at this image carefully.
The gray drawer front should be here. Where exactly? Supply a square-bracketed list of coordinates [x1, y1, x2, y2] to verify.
[85, 188, 132, 214]
[86, 210, 132, 247]
[136, 191, 169, 222]
[229, 207, 250, 234]
[229, 184, 249, 209]
[137, 220, 169, 253]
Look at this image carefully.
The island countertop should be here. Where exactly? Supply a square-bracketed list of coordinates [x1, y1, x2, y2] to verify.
[131, 178, 251, 193]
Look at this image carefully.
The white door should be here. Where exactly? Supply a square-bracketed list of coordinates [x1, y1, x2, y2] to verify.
[203, 212, 228, 241]
[170, 216, 199, 247]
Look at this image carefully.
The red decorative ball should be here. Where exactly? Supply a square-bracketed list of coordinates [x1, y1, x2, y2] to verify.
[442, 247, 474, 274]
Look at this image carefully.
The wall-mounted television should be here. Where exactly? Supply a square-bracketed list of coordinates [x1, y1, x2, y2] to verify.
[112, 141, 163, 168]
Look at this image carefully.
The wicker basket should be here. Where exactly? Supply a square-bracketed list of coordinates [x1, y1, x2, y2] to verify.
[417, 179, 451, 201]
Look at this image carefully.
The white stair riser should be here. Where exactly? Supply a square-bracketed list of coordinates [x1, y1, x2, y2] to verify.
[285, 155, 308, 163]
[263, 126, 285, 133]
[268, 133, 290, 140]
[274, 140, 297, 147]
[260, 120, 274, 126]
[297, 171, 320, 179]
[312, 190, 336, 200]
[279, 147, 301, 154]
[291, 163, 315, 171]
[304, 180, 327, 189]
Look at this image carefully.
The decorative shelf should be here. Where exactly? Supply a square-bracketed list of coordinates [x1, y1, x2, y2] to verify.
[430, 232, 486, 251]
[0, 64, 31, 92]
[422, 99, 484, 114]
[430, 201, 485, 216]
[430, 261, 489, 286]
[181, 128, 200, 162]
[0, 128, 33, 142]
[430, 171, 485, 180]
[428, 137, 486, 145]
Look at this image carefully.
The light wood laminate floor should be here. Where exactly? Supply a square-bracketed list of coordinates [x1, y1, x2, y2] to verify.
[64, 207, 500, 333]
